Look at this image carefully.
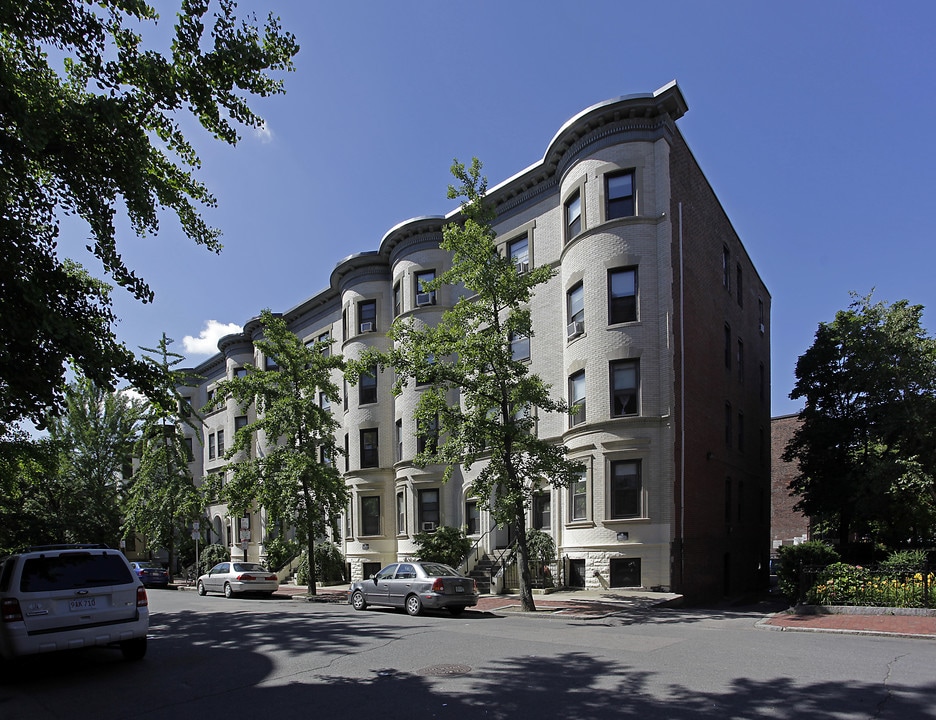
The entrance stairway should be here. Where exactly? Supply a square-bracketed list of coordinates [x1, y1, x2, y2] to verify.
[469, 555, 493, 594]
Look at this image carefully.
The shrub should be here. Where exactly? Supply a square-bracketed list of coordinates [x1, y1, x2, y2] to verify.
[413, 525, 472, 568]
[264, 537, 300, 572]
[295, 541, 347, 586]
[198, 543, 229, 576]
[806, 562, 871, 605]
[776, 541, 839, 602]
[879, 549, 928, 574]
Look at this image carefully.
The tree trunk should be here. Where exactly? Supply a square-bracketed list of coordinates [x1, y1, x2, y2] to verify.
[304, 484, 318, 595]
[514, 499, 536, 612]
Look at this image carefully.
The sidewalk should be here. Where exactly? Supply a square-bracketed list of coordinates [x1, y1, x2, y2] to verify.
[281, 583, 936, 637]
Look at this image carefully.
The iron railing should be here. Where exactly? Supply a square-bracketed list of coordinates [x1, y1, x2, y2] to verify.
[799, 563, 934, 608]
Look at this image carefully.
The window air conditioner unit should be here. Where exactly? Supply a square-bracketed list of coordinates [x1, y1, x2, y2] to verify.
[360, 322, 374, 333]
[416, 292, 436, 307]
[567, 321, 584, 339]
[516, 261, 529, 274]
[421, 521, 436, 532]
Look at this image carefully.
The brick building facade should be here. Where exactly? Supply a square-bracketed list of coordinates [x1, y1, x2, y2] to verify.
[770, 414, 810, 551]
[182, 82, 771, 601]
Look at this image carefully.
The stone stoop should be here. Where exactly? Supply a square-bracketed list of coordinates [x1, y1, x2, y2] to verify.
[469, 556, 493, 594]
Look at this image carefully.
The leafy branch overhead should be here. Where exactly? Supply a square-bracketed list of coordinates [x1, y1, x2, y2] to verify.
[0, 1, 299, 427]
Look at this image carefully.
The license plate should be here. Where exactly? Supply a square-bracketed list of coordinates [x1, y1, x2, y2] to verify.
[454, 585, 464, 593]
[69, 597, 96, 611]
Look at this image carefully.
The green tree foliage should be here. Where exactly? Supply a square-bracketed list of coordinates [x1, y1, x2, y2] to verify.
[0, 373, 144, 552]
[204, 310, 348, 595]
[413, 525, 472, 568]
[296, 541, 346, 585]
[0, 434, 65, 553]
[783, 294, 936, 546]
[0, 0, 299, 427]
[123, 334, 202, 576]
[356, 159, 584, 611]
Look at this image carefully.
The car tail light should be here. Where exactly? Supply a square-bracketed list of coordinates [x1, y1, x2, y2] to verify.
[265, 575, 277, 581]
[237, 574, 255, 581]
[136, 586, 149, 607]
[431, 578, 444, 593]
[1, 598, 23, 623]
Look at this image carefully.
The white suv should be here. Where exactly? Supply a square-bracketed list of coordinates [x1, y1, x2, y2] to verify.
[0, 544, 149, 661]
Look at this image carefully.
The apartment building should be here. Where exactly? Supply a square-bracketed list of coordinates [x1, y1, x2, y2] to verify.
[182, 81, 771, 602]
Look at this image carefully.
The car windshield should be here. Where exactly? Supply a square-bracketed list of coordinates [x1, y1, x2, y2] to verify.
[232, 563, 267, 572]
[419, 563, 459, 577]
[138, 562, 161, 569]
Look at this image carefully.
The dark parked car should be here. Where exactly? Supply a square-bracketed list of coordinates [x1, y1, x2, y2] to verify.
[349, 561, 479, 616]
[130, 561, 170, 588]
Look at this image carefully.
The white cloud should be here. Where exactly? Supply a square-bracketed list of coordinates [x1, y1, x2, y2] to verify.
[183, 320, 243, 355]
[254, 120, 273, 144]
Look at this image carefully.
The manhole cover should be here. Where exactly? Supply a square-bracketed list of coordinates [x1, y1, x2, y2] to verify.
[419, 664, 472, 677]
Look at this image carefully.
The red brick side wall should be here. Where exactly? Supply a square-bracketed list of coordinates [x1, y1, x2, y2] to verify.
[770, 414, 810, 548]
[669, 127, 772, 601]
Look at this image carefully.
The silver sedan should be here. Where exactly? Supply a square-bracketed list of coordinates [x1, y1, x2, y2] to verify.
[196, 562, 279, 598]
[349, 561, 479, 616]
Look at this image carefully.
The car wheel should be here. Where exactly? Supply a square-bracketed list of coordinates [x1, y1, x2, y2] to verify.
[120, 637, 147, 661]
[351, 590, 368, 611]
[224, 582, 234, 598]
[196, 581, 207, 596]
[405, 594, 422, 617]
[448, 606, 466, 617]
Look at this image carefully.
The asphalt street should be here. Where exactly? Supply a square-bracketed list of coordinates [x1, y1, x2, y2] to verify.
[2, 589, 935, 719]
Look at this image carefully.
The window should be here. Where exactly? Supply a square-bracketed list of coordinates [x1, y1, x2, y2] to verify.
[393, 282, 402, 317]
[396, 491, 405, 534]
[725, 402, 733, 448]
[605, 170, 635, 219]
[361, 496, 380, 536]
[465, 499, 480, 535]
[415, 270, 436, 306]
[343, 378, 349, 411]
[738, 411, 745, 451]
[360, 429, 379, 468]
[508, 235, 529, 270]
[234, 367, 248, 379]
[724, 323, 732, 369]
[610, 460, 641, 519]
[723, 246, 731, 290]
[183, 437, 194, 462]
[342, 307, 348, 339]
[759, 362, 766, 402]
[265, 355, 278, 371]
[179, 396, 192, 418]
[417, 415, 439, 455]
[345, 503, 352, 537]
[510, 332, 530, 362]
[320, 445, 332, 466]
[360, 364, 377, 404]
[758, 298, 765, 334]
[344, 433, 349, 472]
[569, 370, 586, 427]
[216, 429, 225, 456]
[532, 491, 551, 530]
[736, 264, 743, 307]
[610, 359, 639, 416]
[567, 283, 585, 337]
[358, 299, 376, 333]
[565, 190, 582, 239]
[608, 268, 637, 324]
[395, 419, 403, 462]
[737, 339, 744, 383]
[318, 331, 331, 357]
[208, 433, 216, 460]
[319, 391, 330, 411]
[570, 472, 587, 521]
[418, 489, 440, 530]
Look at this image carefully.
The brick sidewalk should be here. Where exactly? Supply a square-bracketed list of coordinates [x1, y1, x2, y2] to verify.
[763, 612, 936, 638]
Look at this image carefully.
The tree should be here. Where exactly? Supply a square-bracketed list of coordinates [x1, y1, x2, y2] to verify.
[356, 158, 584, 611]
[204, 310, 348, 595]
[784, 293, 936, 547]
[0, 0, 299, 427]
[412, 525, 472, 568]
[0, 433, 65, 554]
[124, 334, 202, 576]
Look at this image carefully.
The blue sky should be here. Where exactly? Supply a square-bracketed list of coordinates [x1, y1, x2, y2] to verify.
[100, 0, 935, 418]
